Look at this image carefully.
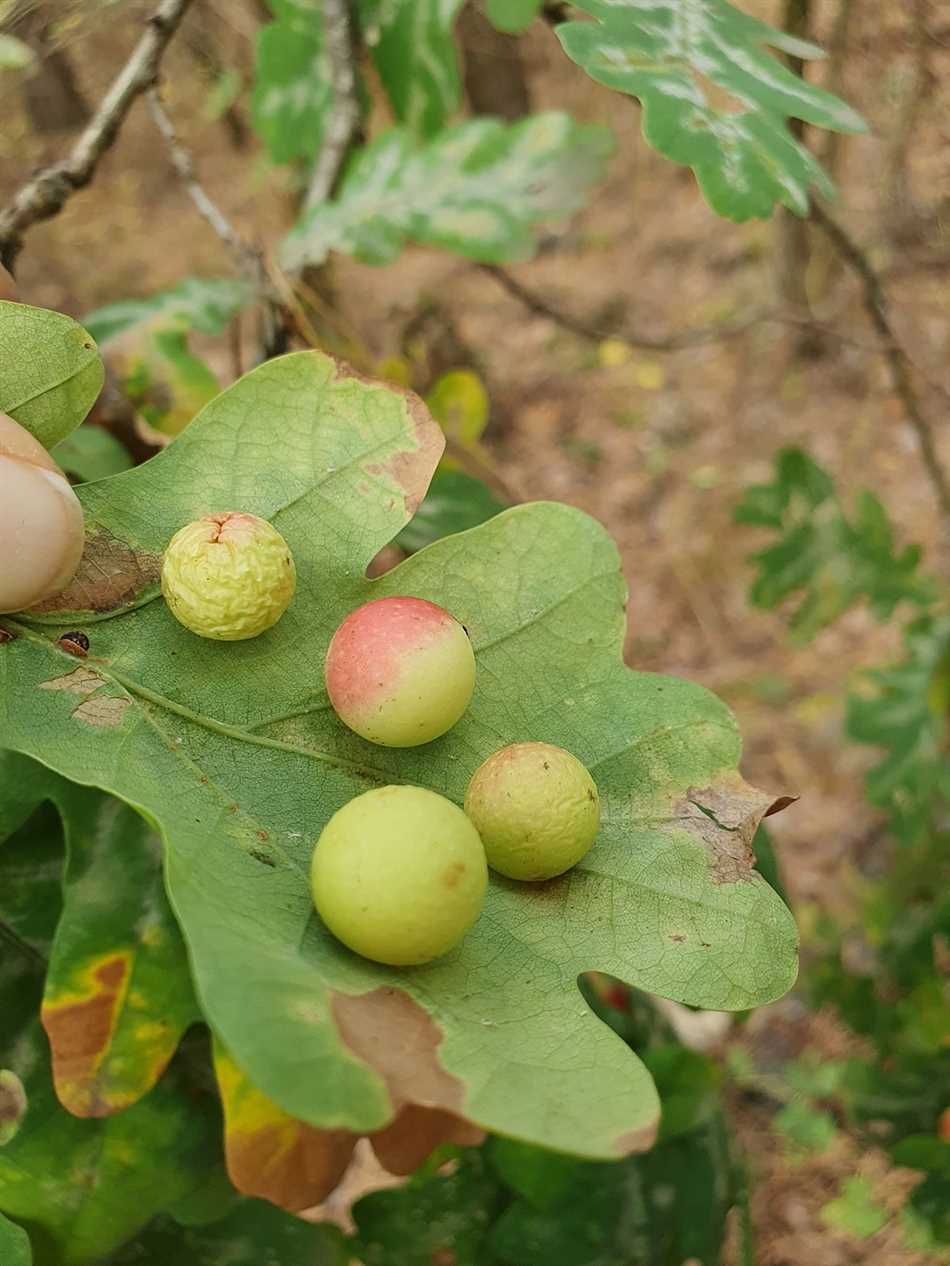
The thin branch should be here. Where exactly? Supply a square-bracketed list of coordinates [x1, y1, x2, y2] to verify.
[482, 264, 771, 352]
[0, 0, 195, 270]
[811, 202, 950, 522]
[300, 0, 360, 217]
[146, 88, 295, 362]
[146, 89, 258, 271]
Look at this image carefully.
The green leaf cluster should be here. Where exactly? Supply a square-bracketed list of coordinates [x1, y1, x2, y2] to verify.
[736, 448, 936, 642]
[353, 989, 744, 1266]
[1, 304, 796, 1262]
[282, 113, 614, 270]
[554, 0, 865, 221]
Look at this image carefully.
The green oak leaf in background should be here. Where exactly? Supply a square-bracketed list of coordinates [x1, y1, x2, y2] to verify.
[554, 0, 866, 221]
[0, 349, 797, 1165]
[252, 0, 332, 164]
[736, 447, 935, 643]
[486, 0, 542, 34]
[81, 278, 249, 439]
[847, 616, 950, 848]
[357, 0, 464, 137]
[0, 928, 218, 1263]
[82, 278, 251, 347]
[108, 1199, 349, 1266]
[0, 1213, 31, 1266]
[0, 301, 103, 448]
[396, 468, 507, 554]
[353, 1103, 743, 1266]
[51, 425, 133, 484]
[282, 112, 613, 270]
[0, 757, 198, 1118]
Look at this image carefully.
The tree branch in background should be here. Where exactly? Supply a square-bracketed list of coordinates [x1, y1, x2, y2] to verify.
[146, 90, 259, 272]
[0, 0, 196, 271]
[481, 264, 771, 352]
[810, 202, 950, 523]
[300, 0, 360, 216]
[146, 89, 293, 362]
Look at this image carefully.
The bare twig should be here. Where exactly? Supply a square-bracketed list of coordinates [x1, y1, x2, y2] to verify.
[811, 202, 950, 522]
[146, 89, 257, 271]
[482, 264, 771, 352]
[146, 86, 291, 363]
[300, 0, 360, 217]
[0, 0, 195, 271]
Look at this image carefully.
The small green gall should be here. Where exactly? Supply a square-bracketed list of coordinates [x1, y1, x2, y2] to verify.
[464, 742, 600, 881]
[161, 511, 295, 641]
[0, 413, 85, 613]
[325, 596, 475, 747]
[311, 785, 487, 966]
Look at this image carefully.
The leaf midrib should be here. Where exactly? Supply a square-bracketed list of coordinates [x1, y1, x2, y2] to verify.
[2, 354, 96, 416]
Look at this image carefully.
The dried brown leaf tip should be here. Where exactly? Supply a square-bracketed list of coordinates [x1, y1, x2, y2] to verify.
[329, 986, 488, 1171]
[676, 774, 794, 885]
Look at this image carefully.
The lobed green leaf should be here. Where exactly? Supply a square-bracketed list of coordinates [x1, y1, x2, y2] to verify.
[0, 350, 796, 1162]
[282, 113, 614, 270]
[555, 0, 866, 221]
[736, 448, 936, 642]
[357, 0, 464, 136]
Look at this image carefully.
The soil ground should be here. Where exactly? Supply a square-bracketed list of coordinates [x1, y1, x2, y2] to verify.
[2, 1, 949, 1261]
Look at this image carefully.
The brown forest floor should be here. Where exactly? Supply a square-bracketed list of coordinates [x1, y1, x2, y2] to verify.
[2, 1, 949, 1262]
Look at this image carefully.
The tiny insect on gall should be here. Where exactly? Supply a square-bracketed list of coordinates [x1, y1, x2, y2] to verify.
[58, 631, 90, 657]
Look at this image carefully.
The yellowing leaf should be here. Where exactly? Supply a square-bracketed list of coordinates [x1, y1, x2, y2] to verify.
[426, 369, 490, 458]
[597, 339, 632, 369]
[634, 361, 665, 391]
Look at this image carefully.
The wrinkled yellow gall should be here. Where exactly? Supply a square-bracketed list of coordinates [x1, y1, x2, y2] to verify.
[161, 511, 296, 640]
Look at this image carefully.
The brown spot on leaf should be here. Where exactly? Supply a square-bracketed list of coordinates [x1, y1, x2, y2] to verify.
[42, 953, 130, 1117]
[613, 1116, 659, 1156]
[332, 357, 443, 518]
[72, 695, 131, 728]
[669, 933, 687, 943]
[40, 665, 104, 694]
[675, 775, 787, 885]
[30, 526, 161, 616]
[0, 1071, 26, 1143]
[370, 1106, 484, 1175]
[331, 986, 466, 1118]
[214, 1043, 356, 1212]
[224, 1119, 356, 1213]
[431, 1252, 456, 1266]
